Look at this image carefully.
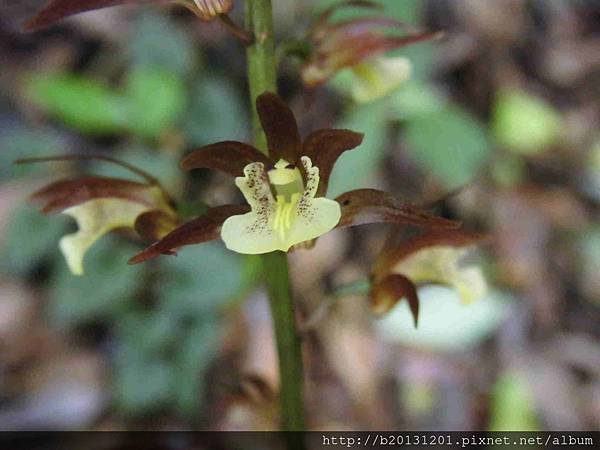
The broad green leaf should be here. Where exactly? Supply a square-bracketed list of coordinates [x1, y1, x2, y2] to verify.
[27, 74, 126, 134]
[0, 205, 69, 276]
[403, 105, 492, 189]
[492, 90, 562, 155]
[116, 310, 181, 357]
[47, 237, 144, 328]
[113, 349, 174, 416]
[489, 370, 540, 431]
[375, 286, 510, 351]
[183, 76, 248, 146]
[388, 81, 447, 119]
[127, 11, 196, 76]
[174, 319, 222, 416]
[124, 68, 186, 139]
[157, 242, 245, 316]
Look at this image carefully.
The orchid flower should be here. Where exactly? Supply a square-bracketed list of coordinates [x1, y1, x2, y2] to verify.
[301, 0, 442, 102]
[129, 92, 459, 263]
[370, 229, 488, 326]
[18, 155, 178, 275]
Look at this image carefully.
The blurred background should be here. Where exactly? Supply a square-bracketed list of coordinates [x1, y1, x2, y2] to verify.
[0, 0, 599, 431]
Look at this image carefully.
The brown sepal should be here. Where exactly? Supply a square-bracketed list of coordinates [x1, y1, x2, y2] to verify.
[134, 210, 180, 241]
[373, 229, 487, 282]
[333, 30, 442, 70]
[256, 92, 302, 164]
[305, 27, 442, 87]
[335, 189, 461, 229]
[302, 129, 364, 197]
[128, 204, 250, 264]
[30, 176, 156, 213]
[370, 274, 419, 327]
[180, 141, 272, 177]
[312, 0, 382, 39]
[24, 0, 152, 30]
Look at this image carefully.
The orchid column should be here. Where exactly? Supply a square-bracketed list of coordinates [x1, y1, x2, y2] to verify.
[245, 0, 306, 432]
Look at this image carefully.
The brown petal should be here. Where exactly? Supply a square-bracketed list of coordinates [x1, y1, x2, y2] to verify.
[256, 92, 302, 163]
[306, 30, 442, 86]
[31, 176, 156, 213]
[326, 17, 415, 37]
[312, 0, 382, 39]
[24, 0, 153, 30]
[180, 141, 272, 177]
[128, 204, 250, 264]
[134, 210, 180, 241]
[370, 274, 419, 326]
[302, 129, 364, 197]
[335, 189, 461, 229]
[373, 229, 487, 281]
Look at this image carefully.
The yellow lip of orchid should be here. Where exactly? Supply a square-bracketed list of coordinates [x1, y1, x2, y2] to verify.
[351, 56, 412, 103]
[220, 156, 341, 254]
[392, 246, 487, 305]
[59, 197, 152, 275]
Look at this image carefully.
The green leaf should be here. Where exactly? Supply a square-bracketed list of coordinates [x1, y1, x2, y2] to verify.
[375, 286, 510, 351]
[127, 11, 197, 76]
[124, 68, 186, 139]
[489, 370, 540, 431]
[388, 81, 447, 119]
[27, 74, 126, 134]
[174, 319, 222, 416]
[403, 105, 492, 189]
[183, 76, 248, 146]
[116, 310, 181, 357]
[113, 349, 174, 416]
[47, 237, 144, 328]
[157, 242, 245, 316]
[492, 90, 563, 155]
[327, 101, 389, 197]
[0, 205, 69, 276]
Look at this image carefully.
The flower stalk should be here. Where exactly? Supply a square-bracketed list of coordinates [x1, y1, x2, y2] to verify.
[245, 0, 306, 432]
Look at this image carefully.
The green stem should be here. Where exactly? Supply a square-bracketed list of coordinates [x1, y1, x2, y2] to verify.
[245, 0, 306, 432]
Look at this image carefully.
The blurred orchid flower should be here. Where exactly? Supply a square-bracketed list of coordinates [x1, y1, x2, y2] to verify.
[17, 155, 178, 275]
[129, 92, 459, 262]
[301, 0, 442, 102]
[25, 0, 252, 44]
[370, 229, 488, 326]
